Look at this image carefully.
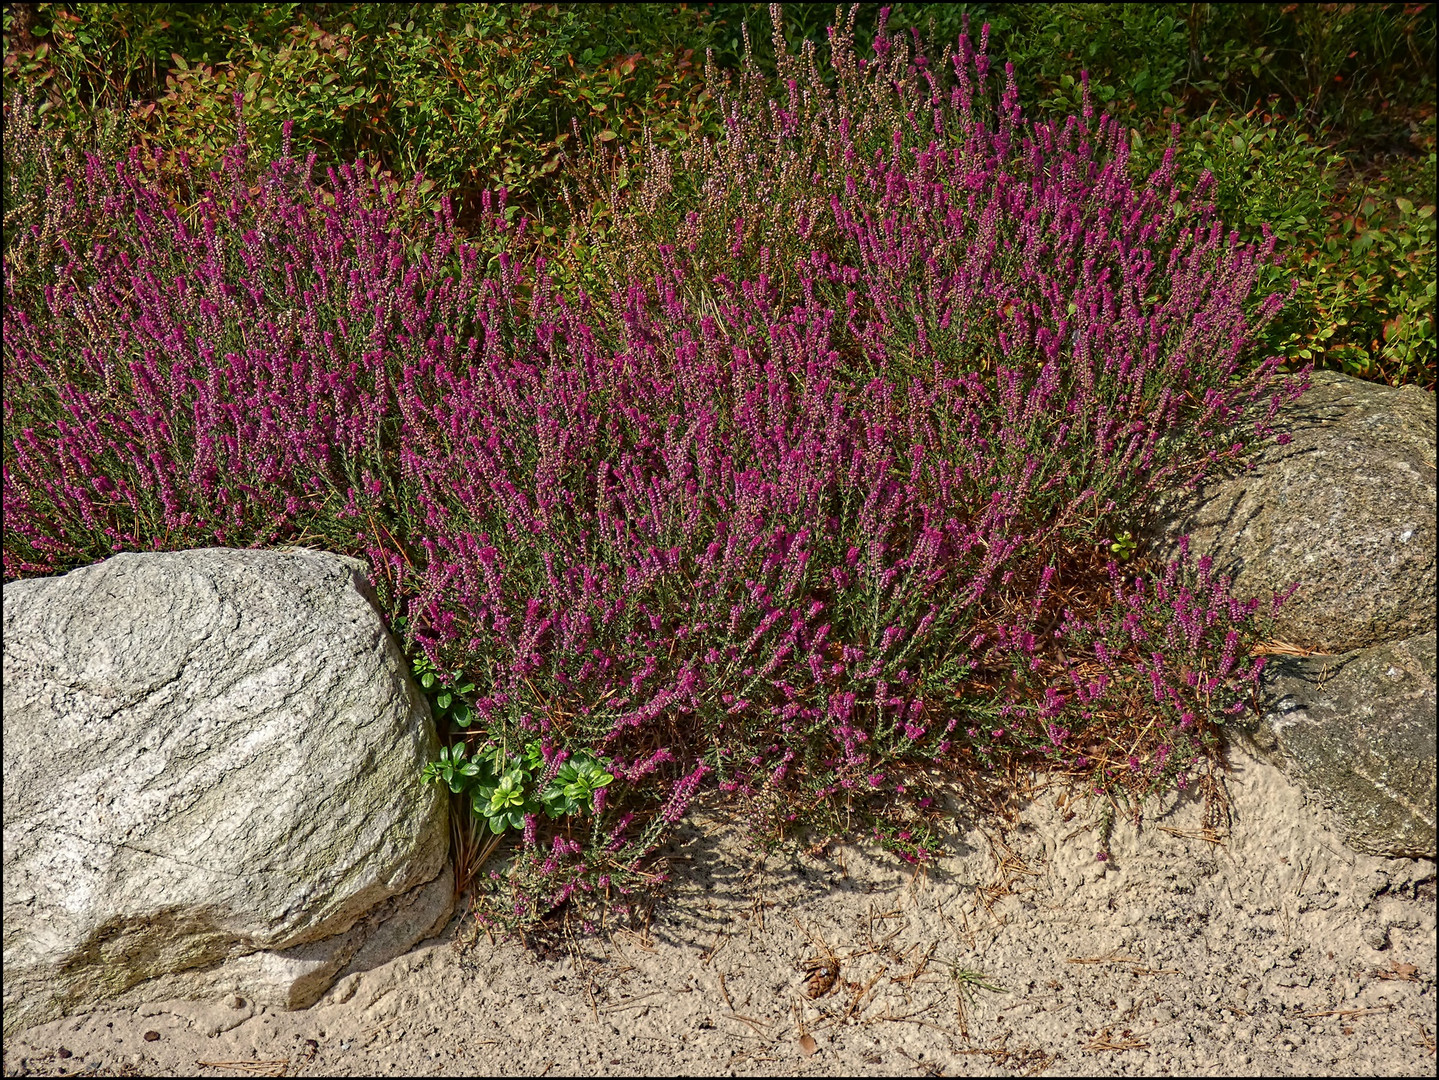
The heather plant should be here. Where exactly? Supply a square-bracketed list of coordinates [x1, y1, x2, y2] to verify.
[2, 90, 142, 294]
[562, 4, 1435, 392]
[570, 6, 1301, 413]
[2, 3, 719, 242]
[4, 10, 1311, 933]
[700, 3, 1436, 146]
[3, 3, 727, 348]
[10, 4, 1430, 390]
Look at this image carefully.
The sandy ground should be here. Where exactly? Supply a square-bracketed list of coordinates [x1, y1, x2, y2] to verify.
[4, 744, 1435, 1078]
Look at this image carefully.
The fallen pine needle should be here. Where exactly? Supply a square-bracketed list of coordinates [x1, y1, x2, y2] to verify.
[1374, 963, 1421, 982]
[1082, 1028, 1149, 1052]
[195, 1061, 289, 1075]
[1297, 1006, 1394, 1019]
[599, 990, 664, 1014]
[1155, 825, 1224, 842]
[722, 1012, 772, 1036]
[843, 966, 889, 1021]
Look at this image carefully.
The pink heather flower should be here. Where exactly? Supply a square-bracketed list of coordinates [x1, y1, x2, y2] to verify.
[661, 764, 710, 823]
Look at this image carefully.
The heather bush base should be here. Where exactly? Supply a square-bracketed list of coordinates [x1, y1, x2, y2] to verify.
[3, 12, 1309, 934]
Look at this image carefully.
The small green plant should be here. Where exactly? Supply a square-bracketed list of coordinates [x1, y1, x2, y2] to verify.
[550, 756, 617, 810]
[1108, 531, 1137, 563]
[411, 649, 477, 729]
[424, 742, 485, 794]
[481, 765, 530, 832]
[420, 739, 615, 835]
[939, 953, 1007, 1041]
[391, 614, 477, 728]
[393, 614, 615, 835]
[944, 960, 1008, 1001]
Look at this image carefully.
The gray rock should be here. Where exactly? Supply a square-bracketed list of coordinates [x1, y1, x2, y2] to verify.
[1143, 370, 1436, 654]
[2, 548, 452, 1037]
[1139, 372, 1436, 859]
[1233, 631, 1436, 859]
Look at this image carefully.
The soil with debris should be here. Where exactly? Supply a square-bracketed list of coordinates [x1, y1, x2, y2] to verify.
[4, 745, 1434, 1078]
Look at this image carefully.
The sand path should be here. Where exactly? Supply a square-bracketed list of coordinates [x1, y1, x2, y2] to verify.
[4, 745, 1434, 1077]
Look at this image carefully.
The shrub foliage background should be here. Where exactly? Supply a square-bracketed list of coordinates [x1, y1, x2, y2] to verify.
[7, 2, 1433, 387]
[3, 3, 1433, 932]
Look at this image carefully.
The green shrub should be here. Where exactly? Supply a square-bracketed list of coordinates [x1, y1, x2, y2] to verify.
[926, 3, 1435, 143]
[1283, 150, 1436, 388]
[2, 2, 721, 240]
[1119, 104, 1436, 389]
